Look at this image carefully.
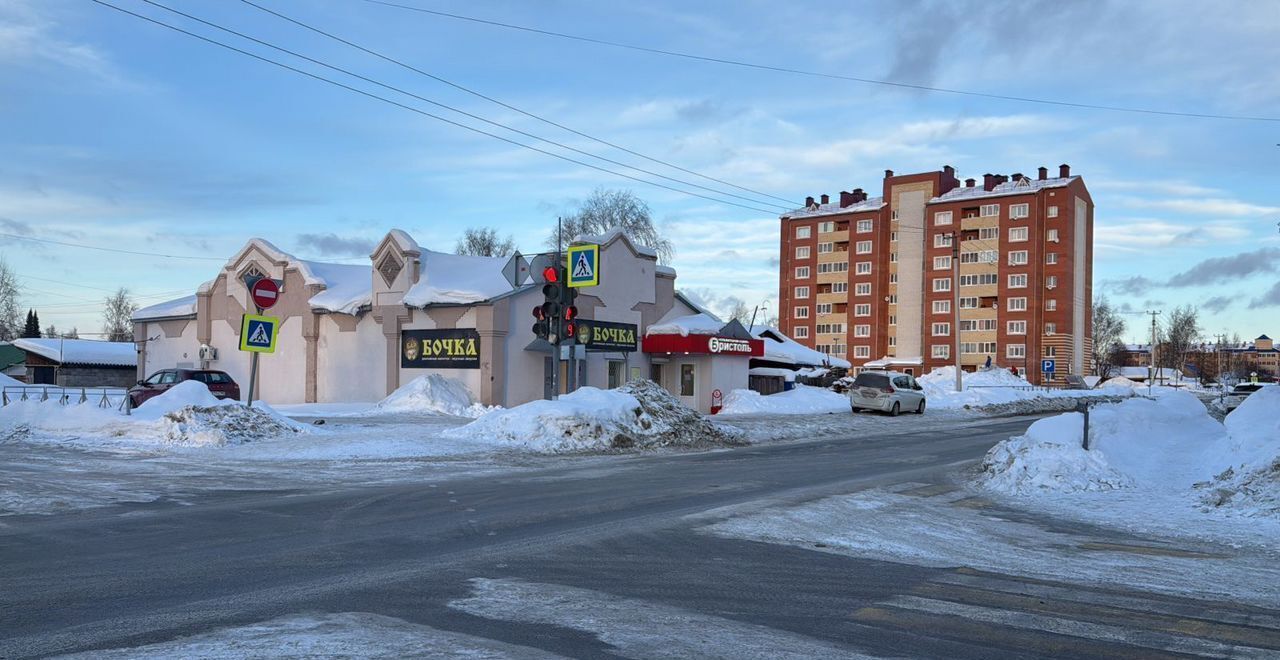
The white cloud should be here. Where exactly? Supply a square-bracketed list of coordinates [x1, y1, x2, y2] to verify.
[0, 0, 134, 87]
[1118, 197, 1280, 217]
[1096, 218, 1250, 251]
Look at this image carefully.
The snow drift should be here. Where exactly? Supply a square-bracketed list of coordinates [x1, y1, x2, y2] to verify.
[920, 365, 1131, 410]
[375, 374, 491, 418]
[718, 385, 850, 416]
[1199, 385, 1280, 517]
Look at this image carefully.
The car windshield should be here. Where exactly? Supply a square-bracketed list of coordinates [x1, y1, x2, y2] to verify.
[205, 372, 230, 384]
[854, 373, 891, 389]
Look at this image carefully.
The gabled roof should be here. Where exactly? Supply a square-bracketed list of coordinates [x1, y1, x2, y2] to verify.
[1258, 334, 1271, 340]
[13, 338, 137, 367]
[133, 295, 198, 322]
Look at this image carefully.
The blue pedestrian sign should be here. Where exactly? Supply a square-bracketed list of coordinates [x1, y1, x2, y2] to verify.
[239, 314, 279, 353]
[1041, 359, 1056, 373]
[567, 244, 599, 288]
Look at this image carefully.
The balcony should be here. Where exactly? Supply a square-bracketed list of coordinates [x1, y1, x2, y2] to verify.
[823, 230, 850, 243]
[817, 270, 848, 284]
[817, 250, 850, 263]
[961, 215, 999, 231]
[816, 291, 847, 305]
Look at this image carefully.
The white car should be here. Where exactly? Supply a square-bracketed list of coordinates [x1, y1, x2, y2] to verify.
[849, 370, 926, 416]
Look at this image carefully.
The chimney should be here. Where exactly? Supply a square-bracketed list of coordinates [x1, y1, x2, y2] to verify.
[943, 165, 955, 178]
[805, 196, 814, 207]
[884, 169, 894, 179]
[1037, 166, 1048, 180]
[839, 191, 854, 208]
[965, 178, 976, 188]
[982, 173, 996, 191]
[994, 174, 1008, 186]
[1059, 163, 1071, 178]
[853, 187, 866, 202]
[1012, 172, 1024, 182]
[820, 194, 829, 205]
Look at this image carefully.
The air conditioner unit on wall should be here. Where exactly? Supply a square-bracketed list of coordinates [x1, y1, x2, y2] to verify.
[199, 345, 218, 361]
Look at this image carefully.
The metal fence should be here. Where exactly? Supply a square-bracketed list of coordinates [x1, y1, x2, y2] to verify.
[2, 386, 130, 412]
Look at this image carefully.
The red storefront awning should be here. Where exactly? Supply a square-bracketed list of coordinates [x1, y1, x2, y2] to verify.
[641, 334, 763, 357]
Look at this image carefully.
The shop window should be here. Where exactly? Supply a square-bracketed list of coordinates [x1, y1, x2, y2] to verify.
[680, 364, 695, 396]
[650, 363, 663, 385]
[608, 361, 624, 389]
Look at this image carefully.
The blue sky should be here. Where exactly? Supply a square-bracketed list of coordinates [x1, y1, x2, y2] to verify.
[2, 0, 1277, 342]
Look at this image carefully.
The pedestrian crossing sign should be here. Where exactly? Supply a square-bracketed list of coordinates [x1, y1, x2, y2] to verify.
[239, 314, 279, 353]
[567, 243, 600, 288]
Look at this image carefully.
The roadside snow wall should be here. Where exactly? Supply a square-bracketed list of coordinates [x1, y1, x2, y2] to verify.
[375, 374, 492, 418]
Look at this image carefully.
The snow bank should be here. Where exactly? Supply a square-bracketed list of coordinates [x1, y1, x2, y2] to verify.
[1101, 376, 1142, 389]
[0, 373, 24, 388]
[446, 380, 742, 453]
[1199, 385, 1280, 517]
[375, 374, 492, 418]
[719, 385, 849, 416]
[920, 365, 1130, 409]
[980, 413, 1133, 494]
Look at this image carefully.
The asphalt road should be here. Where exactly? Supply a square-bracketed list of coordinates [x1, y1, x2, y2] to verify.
[3, 416, 1278, 658]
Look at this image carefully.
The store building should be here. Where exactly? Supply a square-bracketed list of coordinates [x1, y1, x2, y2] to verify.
[133, 229, 750, 412]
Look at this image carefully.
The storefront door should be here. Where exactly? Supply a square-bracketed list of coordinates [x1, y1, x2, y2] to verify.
[678, 362, 696, 406]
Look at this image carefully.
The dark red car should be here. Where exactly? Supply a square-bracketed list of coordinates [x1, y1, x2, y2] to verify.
[128, 369, 241, 408]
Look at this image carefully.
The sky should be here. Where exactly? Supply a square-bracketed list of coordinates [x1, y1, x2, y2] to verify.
[1, 0, 1277, 343]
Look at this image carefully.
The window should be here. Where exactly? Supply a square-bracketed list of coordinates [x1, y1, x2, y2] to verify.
[892, 209, 899, 220]
[889, 273, 898, 284]
[1046, 275, 1058, 289]
[1010, 203, 1029, 219]
[961, 342, 997, 354]
[816, 323, 844, 334]
[854, 324, 871, 337]
[854, 304, 871, 316]
[933, 256, 952, 270]
[887, 294, 898, 304]
[1047, 205, 1059, 218]
[980, 204, 999, 217]
[933, 233, 954, 248]
[817, 242, 834, 254]
[1008, 274, 1028, 288]
[1047, 229, 1059, 242]
[959, 297, 978, 309]
[889, 335, 896, 345]
[816, 303, 832, 314]
[1045, 299, 1056, 311]
[1008, 297, 1028, 311]
[889, 315, 897, 326]
[795, 266, 810, 279]
[680, 364, 695, 396]
[890, 252, 898, 263]
[1008, 250, 1028, 266]
[794, 306, 810, 319]
[1045, 322, 1057, 335]
[159, 371, 178, 385]
[1007, 344, 1026, 359]
[979, 227, 998, 240]
[932, 345, 950, 359]
[891, 231, 898, 242]
[1008, 320, 1027, 335]
[818, 221, 835, 233]
[856, 240, 873, 254]
[933, 277, 952, 292]
[932, 322, 951, 336]
[960, 273, 999, 286]
[1044, 346, 1057, 357]
[934, 211, 953, 226]
[795, 246, 810, 259]
[856, 262, 872, 275]
[1046, 252, 1058, 265]
[793, 326, 809, 339]
[933, 300, 951, 314]
[856, 219, 873, 233]
[854, 346, 871, 358]
[794, 286, 810, 299]
[817, 262, 848, 274]
[795, 226, 811, 239]
[1009, 227, 1028, 242]
[831, 282, 848, 293]
[855, 283, 871, 296]
[608, 361, 624, 389]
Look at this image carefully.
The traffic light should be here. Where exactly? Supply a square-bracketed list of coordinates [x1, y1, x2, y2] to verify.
[531, 305, 548, 339]
[540, 275, 562, 342]
[558, 271, 578, 343]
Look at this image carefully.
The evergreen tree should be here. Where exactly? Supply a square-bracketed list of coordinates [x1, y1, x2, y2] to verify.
[22, 309, 41, 338]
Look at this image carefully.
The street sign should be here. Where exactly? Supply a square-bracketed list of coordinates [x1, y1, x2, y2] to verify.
[567, 244, 599, 288]
[501, 251, 531, 288]
[239, 314, 279, 353]
[1042, 359, 1056, 373]
[250, 278, 280, 310]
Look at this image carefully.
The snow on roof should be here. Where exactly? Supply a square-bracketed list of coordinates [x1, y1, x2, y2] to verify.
[781, 196, 885, 220]
[752, 327, 852, 369]
[646, 312, 724, 337]
[133, 294, 197, 321]
[303, 261, 373, 315]
[863, 355, 923, 368]
[574, 229, 658, 258]
[748, 366, 797, 381]
[930, 176, 1076, 204]
[672, 291, 723, 322]
[402, 250, 512, 307]
[655, 265, 676, 277]
[13, 338, 137, 367]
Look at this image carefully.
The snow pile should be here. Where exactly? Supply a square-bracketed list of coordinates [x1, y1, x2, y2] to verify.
[375, 374, 492, 418]
[447, 380, 742, 453]
[980, 413, 1133, 494]
[920, 365, 1130, 410]
[1101, 376, 1142, 389]
[0, 373, 25, 388]
[719, 385, 850, 416]
[1198, 385, 1280, 516]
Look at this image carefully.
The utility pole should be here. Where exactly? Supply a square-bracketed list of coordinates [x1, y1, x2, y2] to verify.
[1214, 333, 1227, 393]
[1146, 310, 1161, 396]
[952, 231, 962, 392]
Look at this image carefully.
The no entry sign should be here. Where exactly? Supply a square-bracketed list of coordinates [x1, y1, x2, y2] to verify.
[250, 278, 280, 310]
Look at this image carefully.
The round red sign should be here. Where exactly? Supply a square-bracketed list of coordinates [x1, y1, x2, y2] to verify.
[712, 389, 722, 400]
[250, 278, 280, 310]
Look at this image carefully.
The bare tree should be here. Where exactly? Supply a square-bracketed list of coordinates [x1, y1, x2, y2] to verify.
[0, 259, 21, 341]
[1157, 305, 1201, 378]
[62, 327, 79, 340]
[102, 288, 138, 343]
[1091, 297, 1126, 376]
[455, 227, 517, 257]
[549, 188, 674, 263]
[726, 299, 751, 323]
[44, 324, 58, 339]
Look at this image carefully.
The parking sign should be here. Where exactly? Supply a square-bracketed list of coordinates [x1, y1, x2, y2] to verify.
[1041, 359, 1055, 373]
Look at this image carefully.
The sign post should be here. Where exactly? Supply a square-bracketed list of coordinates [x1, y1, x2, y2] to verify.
[241, 278, 282, 407]
[1041, 359, 1056, 384]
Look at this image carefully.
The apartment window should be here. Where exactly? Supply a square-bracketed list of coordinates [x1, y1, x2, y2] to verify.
[1045, 299, 1056, 311]
[1007, 320, 1027, 335]
[980, 319, 998, 331]
[980, 204, 999, 217]
[794, 306, 810, 319]
[854, 324, 871, 337]
[856, 219, 873, 233]
[795, 226, 811, 239]
[793, 326, 809, 339]
[855, 283, 871, 296]
[817, 242, 834, 254]
[889, 273, 898, 284]
[831, 282, 848, 293]
[959, 297, 978, 309]
[1046, 275, 1058, 289]
[1044, 346, 1057, 357]
[888, 335, 897, 346]
[1046, 252, 1058, 265]
[1047, 205, 1059, 218]
[962, 342, 997, 354]
[1009, 274, 1028, 288]
[794, 286, 810, 299]
[818, 221, 836, 233]
[1009, 227, 1028, 242]
[854, 304, 871, 317]
[1047, 229, 1060, 243]
[856, 240, 873, 254]
[816, 303, 832, 315]
[887, 294, 898, 304]
[1007, 344, 1026, 359]
[890, 252, 898, 263]
[933, 300, 951, 314]
[795, 266, 810, 279]
[932, 345, 950, 359]
[933, 277, 952, 292]
[892, 210, 899, 220]
[854, 345, 871, 359]
[1010, 203, 1030, 219]
[979, 227, 998, 240]
[1008, 297, 1028, 311]
[1045, 322, 1057, 335]
[889, 315, 897, 326]
[933, 233, 954, 248]
[855, 262, 872, 275]
[795, 246, 810, 259]
[817, 262, 848, 274]
[960, 273, 999, 286]
[933, 256, 952, 270]
[891, 231, 898, 242]
[1008, 250, 1029, 266]
[932, 322, 951, 336]
[934, 211, 953, 226]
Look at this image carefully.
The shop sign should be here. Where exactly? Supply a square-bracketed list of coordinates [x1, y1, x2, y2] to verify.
[708, 337, 753, 355]
[402, 329, 481, 369]
[577, 320, 638, 352]
[641, 334, 764, 357]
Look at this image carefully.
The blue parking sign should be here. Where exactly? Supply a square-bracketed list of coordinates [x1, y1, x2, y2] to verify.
[1041, 359, 1055, 373]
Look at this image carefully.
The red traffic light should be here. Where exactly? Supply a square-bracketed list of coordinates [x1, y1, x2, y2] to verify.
[542, 266, 559, 283]
[563, 321, 576, 338]
[532, 306, 545, 320]
[563, 305, 578, 321]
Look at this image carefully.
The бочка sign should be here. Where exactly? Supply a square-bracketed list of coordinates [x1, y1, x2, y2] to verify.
[401, 329, 481, 369]
[576, 320, 638, 352]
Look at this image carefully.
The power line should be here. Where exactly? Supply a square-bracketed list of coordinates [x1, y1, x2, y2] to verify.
[362, 0, 1280, 124]
[0, 233, 226, 261]
[120, 0, 784, 215]
[236, 0, 798, 207]
[19, 274, 191, 296]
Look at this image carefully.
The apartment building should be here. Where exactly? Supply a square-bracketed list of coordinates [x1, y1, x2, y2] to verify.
[779, 164, 1093, 385]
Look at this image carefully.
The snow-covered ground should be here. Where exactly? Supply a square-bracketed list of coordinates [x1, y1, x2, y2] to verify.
[918, 366, 1133, 409]
[719, 385, 850, 416]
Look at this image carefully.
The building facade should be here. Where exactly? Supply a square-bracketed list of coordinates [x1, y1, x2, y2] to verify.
[779, 164, 1093, 384]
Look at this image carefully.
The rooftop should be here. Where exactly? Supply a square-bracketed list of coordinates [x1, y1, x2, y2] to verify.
[13, 338, 137, 367]
[781, 196, 885, 220]
[931, 175, 1077, 204]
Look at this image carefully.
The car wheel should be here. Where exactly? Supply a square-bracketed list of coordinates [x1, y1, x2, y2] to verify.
[851, 404, 860, 413]
[917, 399, 926, 414]
[890, 401, 900, 417]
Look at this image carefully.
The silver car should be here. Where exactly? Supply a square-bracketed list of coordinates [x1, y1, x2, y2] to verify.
[849, 370, 926, 416]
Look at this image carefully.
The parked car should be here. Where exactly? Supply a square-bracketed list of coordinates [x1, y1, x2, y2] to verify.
[848, 370, 926, 416]
[128, 369, 240, 408]
[1222, 383, 1263, 413]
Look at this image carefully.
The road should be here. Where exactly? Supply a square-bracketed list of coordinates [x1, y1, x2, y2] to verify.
[3, 415, 1279, 658]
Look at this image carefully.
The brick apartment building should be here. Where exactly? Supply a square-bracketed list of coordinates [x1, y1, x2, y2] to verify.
[778, 164, 1093, 385]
